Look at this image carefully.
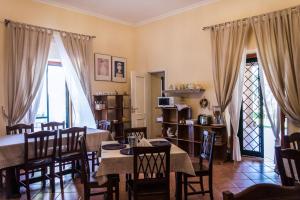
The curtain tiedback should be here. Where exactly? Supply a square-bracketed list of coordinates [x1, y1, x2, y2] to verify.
[59, 32, 93, 106]
[6, 22, 52, 125]
[210, 20, 250, 112]
[251, 7, 300, 126]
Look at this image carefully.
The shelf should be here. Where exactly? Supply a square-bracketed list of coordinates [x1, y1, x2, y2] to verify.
[93, 94, 130, 97]
[95, 107, 130, 111]
[163, 89, 205, 97]
[162, 122, 178, 125]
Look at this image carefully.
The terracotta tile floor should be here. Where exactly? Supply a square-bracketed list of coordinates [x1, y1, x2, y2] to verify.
[0, 157, 281, 200]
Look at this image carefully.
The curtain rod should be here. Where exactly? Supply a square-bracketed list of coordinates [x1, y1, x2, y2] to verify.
[202, 5, 300, 30]
[0, 19, 96, 38]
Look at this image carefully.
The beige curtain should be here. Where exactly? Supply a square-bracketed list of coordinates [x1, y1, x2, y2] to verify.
[210, 20, 250, 112]
[60, 32, 93, 105]
[251, 7, 300, 126]
[6, 22, 52, 125]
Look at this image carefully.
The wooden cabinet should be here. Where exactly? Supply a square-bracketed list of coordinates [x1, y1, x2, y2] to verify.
[93, 94, 131, 139]
[160, 107, 228, 161]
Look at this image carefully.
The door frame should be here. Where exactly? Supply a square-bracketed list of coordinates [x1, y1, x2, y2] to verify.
[148, 70, 166, 138]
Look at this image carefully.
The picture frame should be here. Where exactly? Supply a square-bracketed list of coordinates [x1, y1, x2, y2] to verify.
[94, 53, 112, 81]
[112, 56, 126, 82]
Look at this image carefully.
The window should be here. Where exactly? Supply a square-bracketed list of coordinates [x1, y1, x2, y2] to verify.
[35, 61, 70, 128]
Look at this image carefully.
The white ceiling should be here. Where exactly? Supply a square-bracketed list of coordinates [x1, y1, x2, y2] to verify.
[36, 0, 217, 25]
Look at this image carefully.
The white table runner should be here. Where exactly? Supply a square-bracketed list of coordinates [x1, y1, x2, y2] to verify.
[0, 128, 111, 169]
[96, 138, 195, 177]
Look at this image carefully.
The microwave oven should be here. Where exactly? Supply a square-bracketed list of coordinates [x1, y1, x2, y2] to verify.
[157, 97, 180, 107]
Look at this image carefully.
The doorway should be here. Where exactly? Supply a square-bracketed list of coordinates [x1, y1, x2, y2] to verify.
[238, 56, 264, 157]
[149, 71, 165, 138]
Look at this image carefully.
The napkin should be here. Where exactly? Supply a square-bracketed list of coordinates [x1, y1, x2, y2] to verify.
[137, 138, 152, 147]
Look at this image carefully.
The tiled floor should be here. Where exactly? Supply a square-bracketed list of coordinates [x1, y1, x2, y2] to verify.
[0, 157, 281, 200]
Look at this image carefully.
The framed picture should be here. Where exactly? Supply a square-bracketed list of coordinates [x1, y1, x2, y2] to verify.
[94, 53, 112, 81]
[112, 57, 126, 82]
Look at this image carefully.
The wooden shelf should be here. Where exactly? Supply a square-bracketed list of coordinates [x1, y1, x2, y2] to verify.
[159, 106, 228, 161]
[163, 89, 205, 97]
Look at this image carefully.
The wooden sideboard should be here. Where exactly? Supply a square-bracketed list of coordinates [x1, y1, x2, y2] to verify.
[159, 107, 228, 161]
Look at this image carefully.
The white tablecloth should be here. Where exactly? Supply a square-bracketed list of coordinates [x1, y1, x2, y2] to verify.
[96, 138, 195, 177]
[0, 128, 112, 169]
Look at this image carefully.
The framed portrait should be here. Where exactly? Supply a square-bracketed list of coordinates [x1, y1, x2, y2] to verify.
[94, 54, 112, 81]
[112, 57, 126, 82]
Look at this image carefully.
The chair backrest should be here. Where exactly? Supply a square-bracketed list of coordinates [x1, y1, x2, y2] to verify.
[223, 183, 300, 200]
[124, 127, 147, 140]
[6, 123, 34, 135]
[284, 132, 300, 150]
[200, 131, 216, 172]
[24, 130, 57, 163]
[58, 126, 87, 156]
[41, 121, 65, 131]
[275, 146, 300, 186]
[78, 135, 90, 183]
[132, 146, 170, 190]
[98, 120, 111, 131]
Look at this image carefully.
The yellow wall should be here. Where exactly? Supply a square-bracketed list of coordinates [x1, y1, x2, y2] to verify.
[0, 0, 135, 134]
[1, 0, 300, 134]
[135, 0, 300, 134]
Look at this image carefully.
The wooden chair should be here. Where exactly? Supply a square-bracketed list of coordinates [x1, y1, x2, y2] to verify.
[89, 120, 111, 172]
[275, 146, 300, 186]
[6, 123, 34, 135]
[284, 132, 300, 149]
[18, 130, 58, 200]
[127, 146, 171, 200]
[78, 135, 119, 200]
[124, 127, 147, 140]
[41, 121, 65, 131]
[1, 124, 34, 188]
[223, 183, 300, 200]
[183, 131, 216, 200]
[56, 126, 87, 192]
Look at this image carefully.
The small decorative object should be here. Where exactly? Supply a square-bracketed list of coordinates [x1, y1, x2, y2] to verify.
[94, 53, 112, 81]
[200, 98, 209, 108]
[95, 101, 101, 110]
[169, 84, 174, 90]
[212, 106, 223, 124]
[112, 56, 126, 82]
[128, 135, 137, 148]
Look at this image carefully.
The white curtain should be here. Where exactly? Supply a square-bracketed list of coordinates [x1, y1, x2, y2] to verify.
[53, 32, 96, 128]
[210, 20, 250, 113]
[59, 32, 93, 106]
[228, 57, 246, 161]
[6, 21, 52, 125]
[258, 66, 281, 146]
[251, 7, 300, 127]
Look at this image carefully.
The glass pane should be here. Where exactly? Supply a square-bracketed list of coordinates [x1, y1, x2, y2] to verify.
[48, 65, 67, 123]
[35, 77, 48, 128]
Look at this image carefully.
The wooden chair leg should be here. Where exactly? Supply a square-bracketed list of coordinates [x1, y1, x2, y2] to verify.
[91, 152, 95, 172]
[84, 185, 90, 200]
[71, 161, 75, 180]
[59, 162, 64, 193]
[183, 175, 188, 200]
[25, 170, 31, 200]
[200, 176, 205, 195]
[128, 186, 131, 200]
[50, 164, 55, 193]
[41, 167, 46, 189]
[209, 175, 214, 200]
[0, 170, 3, 188]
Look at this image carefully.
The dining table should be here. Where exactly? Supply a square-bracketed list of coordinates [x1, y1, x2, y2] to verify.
[0, 128, 112, 198]
[96, 138, 196, 200]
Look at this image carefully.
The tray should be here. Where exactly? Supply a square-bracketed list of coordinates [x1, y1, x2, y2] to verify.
[102, 143, 126, 150]
[149, 140, 171, 147]
[120, 148, 133, 155]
